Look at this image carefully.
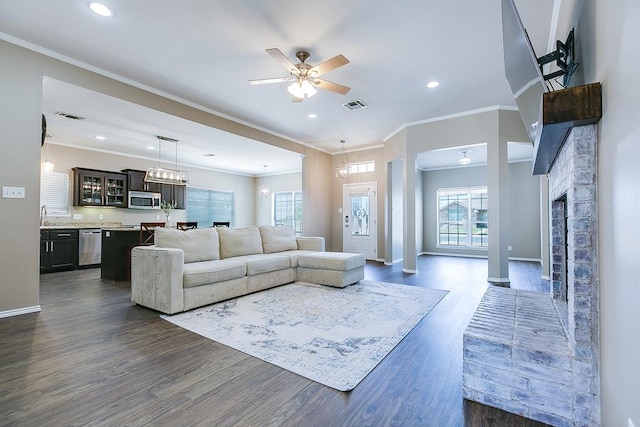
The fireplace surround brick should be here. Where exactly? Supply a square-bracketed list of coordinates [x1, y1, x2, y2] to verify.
[463, 125, 600, 426]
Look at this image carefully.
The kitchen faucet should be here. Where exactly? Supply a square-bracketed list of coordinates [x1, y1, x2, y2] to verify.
[40, 205, 47, 226]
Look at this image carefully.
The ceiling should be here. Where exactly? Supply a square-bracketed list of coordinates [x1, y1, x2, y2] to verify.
[0, 0, 555, 175]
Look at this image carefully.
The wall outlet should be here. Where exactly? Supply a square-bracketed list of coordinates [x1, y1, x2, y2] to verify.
[2, 186, 25, 199]
[98, 214, 104, 220]
[508, 245, 513, 251]
[72, 214, 83, 220]
[629, 418, 636, 427]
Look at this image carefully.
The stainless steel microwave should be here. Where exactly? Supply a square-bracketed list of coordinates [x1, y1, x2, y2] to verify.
[128, 191, 161, 209]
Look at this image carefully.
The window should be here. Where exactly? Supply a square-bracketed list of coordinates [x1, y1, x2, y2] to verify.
[273, 191, 302, 235]
[347, 160, 375, 175]
[40, 172, 70, 215]
[186, 187, 234, 228]
[437, 187, 488, 248]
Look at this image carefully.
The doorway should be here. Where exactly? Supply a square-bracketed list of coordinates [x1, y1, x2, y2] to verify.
[343, 182, 377, 260]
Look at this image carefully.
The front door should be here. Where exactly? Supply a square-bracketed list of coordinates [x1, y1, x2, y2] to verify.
[343, 182, 377, 260]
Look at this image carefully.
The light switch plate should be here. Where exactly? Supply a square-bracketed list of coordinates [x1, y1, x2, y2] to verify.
[2, 186, 25, 199]
[72, 214, 83, 220]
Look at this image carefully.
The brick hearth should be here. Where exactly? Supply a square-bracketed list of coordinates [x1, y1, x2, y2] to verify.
[463, 125, 600, 426]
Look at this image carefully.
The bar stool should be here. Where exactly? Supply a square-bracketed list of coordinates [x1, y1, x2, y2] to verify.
[139, 222, 165, 245]
[213, 221, 230, 228]
[177, 222, 198, 230]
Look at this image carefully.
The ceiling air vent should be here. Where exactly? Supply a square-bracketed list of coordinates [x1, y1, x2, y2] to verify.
[54, 111, 86, 120]
[342, 100, 367, 111]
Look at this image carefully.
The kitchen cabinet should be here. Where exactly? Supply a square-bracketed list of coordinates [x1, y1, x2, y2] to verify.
[123, 169, 161, 193]
[40, 229, 78, 273]
[122, 169, 185, 209]
[73, 168, 127, 207]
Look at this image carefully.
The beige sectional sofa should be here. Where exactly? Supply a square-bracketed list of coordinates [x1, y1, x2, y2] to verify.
[131, 225, 330, 314]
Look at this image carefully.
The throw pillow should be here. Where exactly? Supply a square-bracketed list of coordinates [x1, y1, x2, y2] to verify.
[154, 227, 220, 263]
[218, 225, 264, 259]
[259, 225, 297, 254]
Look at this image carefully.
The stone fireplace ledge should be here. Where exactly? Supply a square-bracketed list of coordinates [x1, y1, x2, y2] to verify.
[463, 287, 596, 426]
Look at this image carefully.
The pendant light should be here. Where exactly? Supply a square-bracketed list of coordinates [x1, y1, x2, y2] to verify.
[335, 140, 349, 180]
[257, 165, 272, 197]
[145, 136, 189, 185]
[41, 140, 55, 174]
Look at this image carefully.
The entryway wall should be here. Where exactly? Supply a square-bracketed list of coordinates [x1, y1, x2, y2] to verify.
[421, 161, 541, 261]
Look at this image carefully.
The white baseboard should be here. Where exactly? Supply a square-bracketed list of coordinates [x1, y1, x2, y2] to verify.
[0, 305, 41, 319]
[384, 258, 403, 266]
[541, 275, 551, 281]
[487, 277, 511, 284]
[402, 268, 418, 274]
[423, 251, 487, 259]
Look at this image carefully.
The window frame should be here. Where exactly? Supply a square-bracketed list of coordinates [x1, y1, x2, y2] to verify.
[436, 186, 488, 249]
[272, 190, 303, 236]
[186, 186, 235, 228]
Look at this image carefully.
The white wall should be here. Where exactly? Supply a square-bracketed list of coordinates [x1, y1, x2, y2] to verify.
[577, 0, 640, 425]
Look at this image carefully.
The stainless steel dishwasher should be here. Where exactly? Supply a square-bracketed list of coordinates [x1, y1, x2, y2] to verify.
[79, 229, 102, 266]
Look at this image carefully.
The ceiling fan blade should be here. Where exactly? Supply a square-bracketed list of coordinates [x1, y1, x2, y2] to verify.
[310, 54, 349, 76]
[249, 77, 296, 85]
[266, 48, 299, 74]
[313, 78, 351, 95]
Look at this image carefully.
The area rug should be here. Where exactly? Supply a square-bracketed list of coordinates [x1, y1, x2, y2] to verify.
[160, 280, 448, 391]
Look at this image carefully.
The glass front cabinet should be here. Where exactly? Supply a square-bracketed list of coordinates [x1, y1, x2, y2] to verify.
[73, 168, 127, 207]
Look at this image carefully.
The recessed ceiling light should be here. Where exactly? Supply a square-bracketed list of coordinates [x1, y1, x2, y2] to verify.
[95, 135, 106, 140]
[427, 81, 440, 89]
[307, 113, 317, 119]
[204, 154, 216, 157]
[89, 2, 112, 17]
[146, 146, 155, 150]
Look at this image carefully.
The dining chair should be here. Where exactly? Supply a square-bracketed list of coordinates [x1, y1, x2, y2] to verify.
[177, 221, 198, 230]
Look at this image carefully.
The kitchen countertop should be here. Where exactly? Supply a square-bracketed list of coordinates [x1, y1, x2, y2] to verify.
[40, 222, 128, 230]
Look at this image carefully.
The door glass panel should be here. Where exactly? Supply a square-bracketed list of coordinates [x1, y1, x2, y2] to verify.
[350, 193, 370, 236]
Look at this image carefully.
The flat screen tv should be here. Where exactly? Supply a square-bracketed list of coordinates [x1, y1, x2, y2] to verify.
[501, 0, 549, 146]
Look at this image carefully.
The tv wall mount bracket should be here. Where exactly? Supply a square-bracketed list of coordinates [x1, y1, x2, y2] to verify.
[537, 28, 576, 87]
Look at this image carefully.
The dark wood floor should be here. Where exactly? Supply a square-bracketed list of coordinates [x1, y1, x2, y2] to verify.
[0, 256, 551, 426]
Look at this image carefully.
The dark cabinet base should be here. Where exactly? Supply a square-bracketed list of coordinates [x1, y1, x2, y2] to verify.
[101, 229, 140, 281]
[40, 229, 78, 273]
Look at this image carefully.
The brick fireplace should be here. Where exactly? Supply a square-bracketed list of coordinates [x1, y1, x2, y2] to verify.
[462, 124, 600, 426]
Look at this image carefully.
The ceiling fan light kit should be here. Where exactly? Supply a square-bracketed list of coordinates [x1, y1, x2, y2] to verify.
[251, 48, 350, 102]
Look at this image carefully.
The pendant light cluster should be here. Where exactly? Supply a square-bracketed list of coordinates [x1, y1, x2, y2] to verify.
[144, 136, 189, 185]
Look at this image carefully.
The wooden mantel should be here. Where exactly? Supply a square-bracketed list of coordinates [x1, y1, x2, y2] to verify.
[532, 82, 602, 175]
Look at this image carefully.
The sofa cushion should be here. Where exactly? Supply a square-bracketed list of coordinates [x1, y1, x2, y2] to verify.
[182, 259, 247, 288]
[298, 252, 366, 271]
[259, 225, 298, 254]
[232, 254, 291, 275]
[154, 227, 219, 263]
[218, 226, 264, 259]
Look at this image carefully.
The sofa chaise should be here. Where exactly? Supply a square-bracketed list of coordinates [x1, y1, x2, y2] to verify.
[131, 225, 364, 314]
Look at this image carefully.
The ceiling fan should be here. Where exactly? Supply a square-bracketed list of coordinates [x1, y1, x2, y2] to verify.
[249, 48, 350, 102]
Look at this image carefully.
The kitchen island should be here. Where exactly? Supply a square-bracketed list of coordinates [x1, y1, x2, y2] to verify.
[101, 227, 140, 281]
